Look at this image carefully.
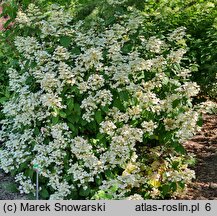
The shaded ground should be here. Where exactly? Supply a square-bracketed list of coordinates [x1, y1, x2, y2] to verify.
[180, 114, 217, 200]
[0, 172, 28, 200]
[0, 114, 216, 200]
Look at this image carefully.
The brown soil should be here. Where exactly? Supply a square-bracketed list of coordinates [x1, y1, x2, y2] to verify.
[0, 6, 8, 31]
[180, 114, 217, 200]
[0, 5, 14, 31]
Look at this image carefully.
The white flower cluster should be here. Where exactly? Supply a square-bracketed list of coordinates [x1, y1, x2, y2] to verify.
[107, 0, 128, 6]
[126, 194, 144, 200]
[168, 27, 187, 42]
[146, 36, 166, 54]
[0, 4, 200, 199]
[81, 90, 113, 122]
[199, 101, 217, 114]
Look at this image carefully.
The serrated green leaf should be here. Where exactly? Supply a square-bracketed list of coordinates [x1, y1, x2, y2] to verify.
[121, 43, 133, 54]
[110, 185, 118, 193]
[161, 184, 170, 196]
[74, 115, 80, 123]
[74, 103, 80, 111]
[113, 97, 124, 111]
[80, 119, 87, 126]
[105, 15, 116, 25]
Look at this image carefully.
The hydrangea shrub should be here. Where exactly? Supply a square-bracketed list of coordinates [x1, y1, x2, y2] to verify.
[0, 4, 200, 200]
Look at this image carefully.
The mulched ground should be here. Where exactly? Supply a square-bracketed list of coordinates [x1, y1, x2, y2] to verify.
[0, 114, 216, 200]
[180, 114, 217, 200]
[0, 172, 28, 200]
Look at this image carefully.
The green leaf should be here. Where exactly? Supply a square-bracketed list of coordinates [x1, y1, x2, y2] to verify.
[95, 174, 103, 186]
[80, 119, 87, 126]
[33, 127, 40, 136]
[73, 103, 81, 123]
[74, 103, 81, 114]
[79, 186, 90, 197]
[40, 188, 49, 199]
[172, 99, 180, 108]
[18, 162, 27, 172]
[95, 190, 106, 199]
[71, 47, 81, 55]
[26, 168, 34, 179]
[113, 97, 125, 111]
[105, 16, 116, 26]
[105, 170, 114, 179]
[174, 143, 186, 154]
[5, 88, 10, 98]
[119, 91, 129, 101]
[67, 98, 74, 111]
[96, 133, 104, 140]
[67, 115, 74, 123]
[95, 110, 103, 124]
[44, 137, 50, 145]
[161, 184, 170, 196]
[197, 115, 203, 127]
[52, 116, 59, 124]
[170, 182, 177, 191]
[60, 36, 71, 48]
[68, 123, 75, 132]
[178, 181, 185, 189]
[59, 110, 67, 118]
[121, 43, 133, 54]
[101, 105, 109, 113]
[69, 188, 79, 199]
[27, 193, 35, 200]
[74, 115, 80, 123]
[0, 97, 8, 104]
[110, 185, 118, 193]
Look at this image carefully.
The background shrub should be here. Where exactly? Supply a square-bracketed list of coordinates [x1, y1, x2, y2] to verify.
[141, 0, 217, 100]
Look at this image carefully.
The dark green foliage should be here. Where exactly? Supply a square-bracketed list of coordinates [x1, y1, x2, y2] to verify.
[141, 0, 217, 100]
